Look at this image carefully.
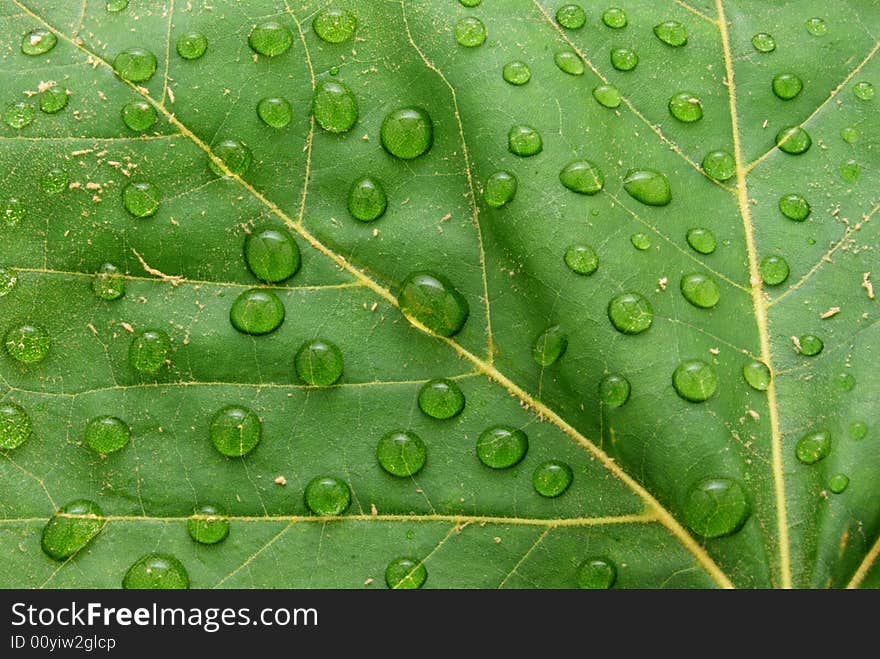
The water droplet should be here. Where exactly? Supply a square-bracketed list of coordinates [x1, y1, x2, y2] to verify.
[680, 273, 721, 309]
[187, 504, 229, 544]
[122, 180, 160, 218]
[507, 125, 543, 157]
[796, 430, 830, 464]
[759, 255, 789, 286]
[244, 229, 300, 283]
[476, 425, 528, 469]
[42, 167, 68, 193]
[751, 32, 776, 52]
[210, 405, 261, 457]
[176, 31, 207, 60]
[610, 47, 638, 71]
[229, 288, 285, 335]
[776, 126, 812, 154]
[381, 107, 433, 159]
[849, 421, 867, 440]
[532, 460, 573, 497]
[554, 50, 585, 76]
[4, 324, 50, 364]
[39, 86, 68, 114]
[304, 476, 350, 515]
[346, 176, 388, 221]
[742, 360, 771, 391]
[805, 17, 827, 36]
[828, 474, 849, 494]
[248, 21, 292, 57]
[840, 126, 859, 143]
[295, 339, 344, 386]
[128, 328, 171, 374]
[564, 244, 598, 275]
[21, 28, 57, 56]
[4, 101, 35, 129]
[377, 430, 427, 476]
[668, 91, 703, 122]
[106, 0, 129, 11]
[121, 99, 157, 131]
[3, 197, 25, 226]
[0, 402, 31, 449]
[672, 359, 717, 402]
[257, 96, 293, 128]
[592, 84, 621, 108]
[454, 17, 486, 47]
[385, 557, 427, 589]
[92, 262, 125, 300]
[0, 267, 17, 297]
[113, 47, 157, 82]
[209, 138, 252, 176]
[602, 7, 627, 29]
[772, 72, 803, 100]
[701, 150, 735, 181]
[502, 60, 531, 85]
[778, 193, 810, 221]
[838, 159, 860, 182]
[630, 233, 651, 250]
[796, 334, 823, 356]
[599, 373, 630, 407]
[84, 415, 130, 455]
[313, 8, 357, 44]
[312, 79, 358, 133]
[853, 81, 875, 101]
[418, 378, 465, 419]
[622, 169, 671, 206]
[41, 500, 105, 560]
[653, 20, 687, 47]
[607, 292, 652, 334]
[532, 325, 568, 366]
[556, 4, 586, 30]
[123, 554, 189, 589]
[483, 171, 517, 208]
[576, 557, 616, 589]
[683, 478, 750, 538]
[559, 160, 604, 194]
[398, 271, 469, 337]
[836, 372, 855, 391]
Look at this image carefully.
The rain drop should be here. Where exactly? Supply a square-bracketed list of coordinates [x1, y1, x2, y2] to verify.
[229, 288, 285, 335]
[556, 4, 586, 30]
[21, 28, 57, 56]
[113, 47, 158, 82]
[41, 500, 105, 560]
[742, 360, 771, 391]
[418, 378, 465, 419]
[386, 557, 427, 589]
[42, 167, 69, 194]
[377, 430, 427, 477]
[128, 328, 171, 374]
[559, 160, 604, 194]
[654, 20, 687, 47]
[122, 180, 160, 218]
[532, 325, 568, 366]
[0, 267, 17, 296]
[312, 79, 358, 133]
[607, 292, 653, 334]
[683, 478, 750, 538]
[257, 96, 293, 128]
[4, 101, 35, 129]
[680, 273, 721, 309]
[39, 87, 68, 114]
[3, 197, 25, 226]
[483, 171, 517, 208]
[121, 99, 157, 132]
[668, 91, 703, 122]
[630, 233, 651, 250]
[838, 159, 860, 182]
[455, 17, 486, 47]
[796, 430, 830, 464]
[554, 50, 585, 76]
[532, 460, 573, 497]
[398, 271, 469, 337]
[295, 339, 344, 386]
[701, 150, 735, 181]
[123, 554, 189, 589]
[853, 81, 875, 101]
[210, 405, 261, 457]
[502, 61, 531, 85]
[829, 474, 849, 494]
[0, 402, 31, 449]
[672, 359, 717, 402]
[244, 229, 300, 282]
[599, 374, 630, 407]
[805, 17, 827, 36]
[622, 169, 671, 206]
[209, 138, 252, 176]
[751, 32, 776, 52]
[577, 558, 616, 589]
[796, 334, 823, 356]
[610, 48, 638, 71]
[507, 124, 543, 157]
[381, 107, 433, 159]
[592, 84, 621, 108]
[348, 176, 388, 220]
[602, 7, 627, 28]
[4, 324, 50, 364]
[840, 126, 859, 143]
[477, 425, 528, 469]
[778, 193, 810, 221]
[772, 73, 803, 100]
[564, 244, 598, 275]
[248, 21, 293, 57]
[176, 31, 208, 59]
[313, 8, 357, 44]
[304, 476, 351, 515]
[187, 505, 229, 544]
[84, 416, 131, 454]
[775, 126, 811, 154]
[849, 421, 867, 440]
[106, 0, 129, 11]
[759, 255, 789, 286]
[92, 262, 126, 300]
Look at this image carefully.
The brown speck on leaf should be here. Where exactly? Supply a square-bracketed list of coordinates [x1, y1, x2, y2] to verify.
[167, 87, 175, 104]
[120, 322, 134, 333]
[274, 476, 287, 486]
[863, 272, 875, 299]
[747, 409, 760, 421]
[370, 302, 378, 312]
[370, 503, 378, 516]
[494, 537, 502, 544]
[791, 335, 802, 353]
[86, 323, 98, 336]
[657, 276, 668, 291]
[820, 306, 841, 319]
[363, 578, 373, 586]
[710, 347, 720, 355]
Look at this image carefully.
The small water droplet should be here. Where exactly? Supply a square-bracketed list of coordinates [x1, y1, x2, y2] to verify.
[701, 150, 735, 181]
[805, 17, 827, 36]
[577, 557, 616, 589]
[381, 107, 433, 159]
[454, 17, 486, 47]
[759, 255, 789, 286]
[742, 360, 771, 391]
[92, 262, 125, 300]
[313, 79, 358, 133]
[39, 86, 68, 114]
[564, 244, 598, 275]
[42, 167, 68, 193]
[476, 425, 528, 469]
[4, 101, 35, 129]
[398, 271, 469, 337]
[113, 47, 157, 82]
[683, 478, 750, 538]
[796, 430, 830, 464]
[775, 125, 812, 154]
[751, 32, 776, 52]
[778, 193, 810, 221]
[4, 324, 50, 364]
[122, 180, 161, 218]
[532, 325, 568, 366]
[607, 292, 652, 334]
[0, 267, 17, 297]
[106, 0, 129, 12]
[418, 378, 465, 419]
[554, 50, 585, 76]
[668, 91, 703, 122]
[347, 176, 388, 221]
[244, 229, 300, 283]
[532, 460, 573, 497]
[672, 359, 717, 402]
[377, 430, 427, 476]
[502, 60, 531, 85]
[257, 96, 293, 128]
[21, 28, 57, 56]
[622, 169, 671, 206]
[304, 476, 351, 515]
[507, 124, 542, 157]
[592, 83, 621, 108]
[385, 557, 427, 589]
[849, 421, 867, 440]
[85, 415, 131, 454]
[41, 500, 105, 560]
[599, 373, 630, 407]
[128, 328, 171, 374]
[295, 339, 344, 386]
[556, 4, 586, 30]
[3, 197, 25, 226]
[610, 47, 638, 71]
[209, 138, 252, 176]
[602, 7, 627, 28]
[210, 405, 261, 457]
[653, 20, 687, 47]
[853, 81, 875, 101]
[229, 288, 285, 335]
[0, 402, 32, 449]
[838, 159, 860, 182]
[559, 160, 604, 194]
[840, 126, 859, 143]
[796, 334, 823, 356]
[836, 372, 855, 391]
[121, 99, 157, 131]
[772, 72, 803, 100]
[123, 554, 189, 589]
[248, 21, 293, 57]
[828, 474, 849, 494]
[176, 31, 208, 59]
[680, 273, 720, 309]
[483, 171, 517, 208]
[187, 504, 229, 544]
[313, 8, 357, 44]
[630, 233, 651, 250]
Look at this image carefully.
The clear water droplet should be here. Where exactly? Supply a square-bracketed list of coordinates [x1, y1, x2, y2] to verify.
[630, 233, 651, 250]
[507, 124, 542, 157]
[836, 372, 855, 392]
[742, 360, 771, 391]
[113, 47, 157, 82]
[772, 72, 803, 100]
[828, 474, 849, 494]
[532, 325, 568, 366]
[607, 292, 653, 334]
[680, 273, 721, 309]
[209, 138, 252, 176]
[0, 267, 17, 297]
[532, 460, 573, 497]
[244, 229, 300, 282]
[477, 425, 528, 469]
[576, 557, 616, 589]
[84, 415, 131, 454]
[751, 32, 776, 52]
[778, 193, 810, 221]
[187, 504, 229, 544]
[248, 21, 293, 57]
[312, 79, 358, 133]
[483, 171, 517, 208]
[653, 20, 687, 47]
[347, 176, 388, 220]
[554, 50, 585, 76]
[122, 180, 160, 218]
[21, 28, 57, 56]
[377, 430, 427, 477]
[229, 288, 285, 335]
[123, 554, 189, 589]
[385, 557, 427, 589]
[502, 60, 531, 85]
[0, 402, 32, 449]
[599, 373, 630, 407]
[295, 339, 344, 386]
[776, 126, 812, 154]
[849, 421, 867, 440]
[759, 255, 789, 286]
[683, 478, 750, 538]
[92, 262, 126, 300]
[838, 159, 860, 182]
[106, 0, 129, 11]
[39, 87, 68, 114]
[796, 334, 823, 356]
[556, 4, 586, 30]
[559, 160, 604, 194]
[304, 476, 351, 515]
[592, 84, 621, 108]
[381, 107, 433, 159]
[701, 150, 735, 181]
[257, 96, 293, 128]
[455, 17, 486, 47]
[840, 126, 859, 143]
[805, 17, 827, 36]
[622, 169, 671, 206]
[3, 197, 25, 226]
[176, 31, 208, 59]
[610, 47, 638, 71]
[564, 244, 598, 275]
[41, 500, 105, 560]
[602, 7, 627, 29]
[4, 324, 50, 364]
[796, 430, 830, 464]
[313, 8, 357, 44]
[42, 166, 69, 193]
[398, 271, 469, 337]
[418, 378, 465, 419]
[668, 91, 703, 122]
[4, 101, 35, 129]
[210, 405, 261, 457]
[853, 81, 875, 101]
[121, 99, 157, 132]
[128, 328, 171, 374]
[672, 359, 717, 402]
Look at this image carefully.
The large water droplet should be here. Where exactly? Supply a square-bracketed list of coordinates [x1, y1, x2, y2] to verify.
[829, 474, 849, 494]
[42, 167, 69, 194]
[455, 17, 486, 47]
[122, 180, 160, 218]
[386, 557, 427, 589]
[295, 339, 344, 386]
[508, 125, 543, 157]
[502, 61, 531, 85]
[630, 233, 651, 250]
[176, 31, 208, 59]
[257, 96, 293, 128]
[532, 460, 573, 497]
[775, 126, 812, 154]
[602, 7, 627, 28]
[610, 48, 638, 71]
[4, 101, 35, 129]
[418, 378, 465, 419]
[576, 557, 616, 589]
[248, 21, 293, 57]
[41, 500, 105, 560]
[85, 415, 131, 454]
[3, 197, 25, 226]
[599, 373, 630, 407]
[554, 50, 585, 76]
[113, 47, 157, 82]
[654, 20, 687, 47]
[622, 169, 671, 206]
[229, 288, 285, 335]
[312, 79, 358, 133]
[751, 32, 776, 52]
[838, 159, 860, 183]
[305, 476, 351, 515]
[796, 334, 823, 356]
[672, 359, 717, 402]
[381, 107, 433, 159]
[40, 87, 68, 114]
[477, 426, 529, 469]
[772, 72, 803, 100]
[0, 402, 32, 449]
[607, 292, 653, 334]
[348, 176, 388, 220]
[556, 4, 586, 30]
[4, 324, 50, 364]
[796, 430, 830, 464]
[686, 228, 718, 254]
[559, 160, 604, 194]
[564, 244, 598, 275]
[210, 405, 261, 457]
[21, 28, 57, 55]
[398, 271, 469, 337]
[680, 273, 721, 309]
[759, 255, 789, 286]
[853, 81, 875, 101]
[483, 171, 517, 208]
[187, 504, 229, 544]
[121, 99, 157, 131]
[123, 554, 189, 589]
[532, 325, 568, 366]
[742, 360, 771, 391]
[778, 193, 810, 221]
[244, 229, 300, 283]
[377, 430, 427, 477]
[128, 328, 171, 374]
[683, 478, 750, 538]
[92, 262, 125, 300]
[0, 267, 17, 297]
[313, 8, 357, 44]
[592, 84, 621, 108]
[805, 17, 827, 36]
[702, 150, 735, 181]
[668, 91, 703, 122]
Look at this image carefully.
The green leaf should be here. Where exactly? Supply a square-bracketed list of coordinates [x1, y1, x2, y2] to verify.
[0, 0, 877, 589]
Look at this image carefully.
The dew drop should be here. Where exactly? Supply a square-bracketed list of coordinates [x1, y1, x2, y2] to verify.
[556, 4, 586, 30]
[210, 405, 261, 457]
[295, 339, 344, 386]
[3, 197, 25, 226]
[805, 17, 827, 36]
[209, 139, 252, 176]
[123, 554, 189, 589]
[41, 500, 105, 560]
[838, 159, 860, 183]
[21, 28, 57, 55]
[610, 47, 638, 71]
[607, 292, 652, 334]
[622, 169, 671, 206]
[106, 0, 129, 11]
[701, 150, 735, 181]
[4, 324, 50, 364]
[796, 334, 823, 356]
[476, 425, 528, 469]
[829, 474, 849, 494]
[257, 96, 293, 128]
[229, 288, 285, 335]
[187, 504, 229, 544]
[128, 328, 171, 374]
[4, 101, 35, 129]
[559, 160, 604, 194]
[532, 460, 573, 497]
[778, 193, 810, 221]
[502, 60, 531, 85]
[840, 126, 859, 143]
[312, 79, 358, 133]
[176, 31, 208, 59]
[244, 229, 301, 283]
[313, 8, 357, 44]
[455, 17, 486, 47]
[654, 20, 687, 47]
[775, 126, 811, 154]
[564, 244, 598, 275]
[113, 47, 157, 82]
[386, 557, 427, 589]
[672, 359, 717, 402]
[347, 176, 388, 220]
[304, 476, 351, 515]
[742, 360, 771, 391]
[398, 271, 469, 337]
[836, 372, 855, 392]
[121, 99, 157, 132]
[751, 32, 776, 52]
[508, 125, 543, 157]
[377, 430, 427, 477]
[680, 273, 721, 309]
[853, 81, 875, 101]
[122, 180, 160, 218]
[39, 87, 68, 114]
[381, 107, 433, 159]
[0, 267, 17, 297]
[417, 378, 467, 421]
[483, 171, 517, 208]
[772, 72, 803, 100]
[630, 233, 651, 250]
[668, 91, 703, 122]
[599, 373, 630, 407]
[577, 558, 616, 589]
[85, 415, 131, 454]
[592, 84, 621, 108]
[849, 421, 867, 440]
[682, 478, 750, 538]
[92, 262, 126, 300]
[759, 255, 789, 286]
[0, 402, 32, 449]
[248, 21, 293, 57]
[796, 430, 830, 464]
[532, 325, 568, 366]
[602, 7, 627, 28]
[554, 50, 585, 76]
[42, 167, 68, 194]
